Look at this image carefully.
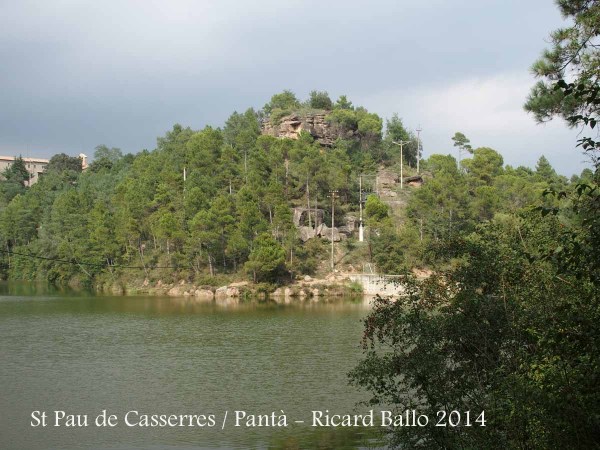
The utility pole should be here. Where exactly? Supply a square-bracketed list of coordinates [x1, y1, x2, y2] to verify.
[416, 126, 422, 174]
[244, 148, 248, 184]
[306, 176, 312, 229]
[183, 166, 187, 201]
[328, 190, 338, 271]
[358, 172, 376, 242]
[392, 140, 412, 189]
[359, 175, 364, 242]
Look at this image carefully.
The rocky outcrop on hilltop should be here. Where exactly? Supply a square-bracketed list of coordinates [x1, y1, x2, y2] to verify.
[261, 111, 357, 146]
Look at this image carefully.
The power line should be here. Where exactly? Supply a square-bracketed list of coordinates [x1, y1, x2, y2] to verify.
[327, 190, 339, 271]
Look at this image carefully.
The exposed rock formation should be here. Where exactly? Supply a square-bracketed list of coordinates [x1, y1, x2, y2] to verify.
[298, 224, 347, 242]
[298, 226, 316, 242]
[404, 175, 424, 187]
[378, 171, 399, 189]
[296, 213, 355, 242]
[215, 285, 240, 304]
[318, 224, 343, 242]
[261, 111, 356, 146]
[345, 216, 357, 231]
[194, 289, 214, 302]
[292, 207, 324, 227]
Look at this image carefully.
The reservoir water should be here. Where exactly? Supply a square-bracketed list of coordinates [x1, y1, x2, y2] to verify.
[0, 283, 383, 449]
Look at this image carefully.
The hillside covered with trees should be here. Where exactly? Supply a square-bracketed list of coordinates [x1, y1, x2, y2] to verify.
[0, 86, 592, 293]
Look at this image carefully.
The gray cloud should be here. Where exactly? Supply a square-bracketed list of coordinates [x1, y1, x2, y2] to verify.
[0, 0, 590, 175]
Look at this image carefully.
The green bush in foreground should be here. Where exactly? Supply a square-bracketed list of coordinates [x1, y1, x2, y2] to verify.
[350, 207, 600, 449]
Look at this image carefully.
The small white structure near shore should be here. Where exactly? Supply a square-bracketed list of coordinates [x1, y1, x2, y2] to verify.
[347, 273, 405, 296]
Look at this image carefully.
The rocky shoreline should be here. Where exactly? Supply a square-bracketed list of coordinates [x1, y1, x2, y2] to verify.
[95, 273, 363, 304]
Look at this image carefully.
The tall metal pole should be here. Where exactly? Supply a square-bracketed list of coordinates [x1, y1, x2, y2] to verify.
[183, 166, 187, 200]
[392, 140, 412, 189]
[306, 177, 311, 229]
[416, 126, 422, 174]
[331, 191, 335, 270]
[359, 175, 364, 242]
[329, 190, 338, 270]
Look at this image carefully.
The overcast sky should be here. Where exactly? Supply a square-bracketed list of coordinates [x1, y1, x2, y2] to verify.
[0, 0, 592, 175]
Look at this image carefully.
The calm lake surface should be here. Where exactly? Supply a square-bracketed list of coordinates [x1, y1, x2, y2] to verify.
[0, 283, 384, 449]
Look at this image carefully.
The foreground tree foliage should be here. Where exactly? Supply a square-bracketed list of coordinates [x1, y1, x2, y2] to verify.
[351, 1, 600, 448]
[350, 209, 600, 449]
[525, 0, 600, 126]
[0, 156, 29, 204]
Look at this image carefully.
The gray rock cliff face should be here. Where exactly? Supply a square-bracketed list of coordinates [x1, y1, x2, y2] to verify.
[261, 112, 356, 146]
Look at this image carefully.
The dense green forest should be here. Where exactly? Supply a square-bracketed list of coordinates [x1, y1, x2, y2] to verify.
[0, 87, 588, 290]
[0, 85, 593, 290]
[351, 1, 600, 448]
[0, 91, 409, 285]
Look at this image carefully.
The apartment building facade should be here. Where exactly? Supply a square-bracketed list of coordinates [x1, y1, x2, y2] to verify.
[0, 155, 50, 186]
